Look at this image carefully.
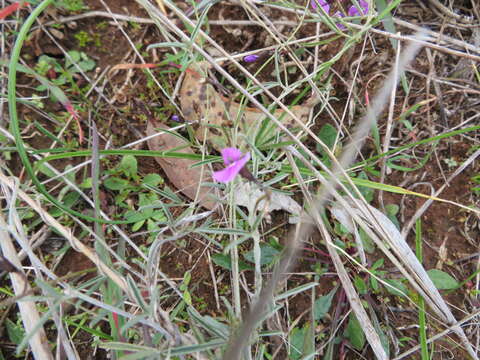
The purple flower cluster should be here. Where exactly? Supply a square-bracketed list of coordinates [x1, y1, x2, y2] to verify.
[311, 0, 369, 30]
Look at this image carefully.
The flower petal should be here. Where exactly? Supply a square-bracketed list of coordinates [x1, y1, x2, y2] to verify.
[212, 166, 237, 183]
[221, 147, 243, 165]
[333, 11, 347, 30]
[213, 153, 250, 183]
[310, 0, 330, 14]
[244, 54, 259, 63]
[348, 0, 369, 16]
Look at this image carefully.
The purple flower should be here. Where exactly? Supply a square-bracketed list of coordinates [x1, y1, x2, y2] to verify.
[171, 114, 180, 122]
[333, 11, 347, 30]
[244, 54, 259, 63]
[213, 148, 250, 183]
[310, 0, 330, 14]
[348, 0, 369, 16]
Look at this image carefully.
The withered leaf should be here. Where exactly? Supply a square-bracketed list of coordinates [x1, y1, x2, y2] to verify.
[179, 61, 319, 151]
[146, 121, 218, 210]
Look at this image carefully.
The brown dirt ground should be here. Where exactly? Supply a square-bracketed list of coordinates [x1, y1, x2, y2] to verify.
[1, 0, 479, 359]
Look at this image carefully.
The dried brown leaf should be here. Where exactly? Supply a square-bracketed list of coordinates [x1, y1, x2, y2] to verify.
[146, 121, 218, 210]
[179, 61, 318, 151]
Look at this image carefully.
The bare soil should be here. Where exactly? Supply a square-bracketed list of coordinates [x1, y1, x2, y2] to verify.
[1, 0, 479, 359]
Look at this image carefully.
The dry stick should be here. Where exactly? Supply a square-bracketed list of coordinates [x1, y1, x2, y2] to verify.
[379, 33, 401, 212]
[427, 0, 475, 24]
[392, 17, 480, 54]
[0, 214, 53, 360]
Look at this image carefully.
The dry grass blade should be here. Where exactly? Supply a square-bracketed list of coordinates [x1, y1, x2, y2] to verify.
[0, 213, 53, 360]
[287, 147, 389, 359]
[0, 172, 131, 297]
[345, 199, 478, 359]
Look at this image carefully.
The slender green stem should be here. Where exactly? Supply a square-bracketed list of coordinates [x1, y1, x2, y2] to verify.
[415, 219, 429, 360]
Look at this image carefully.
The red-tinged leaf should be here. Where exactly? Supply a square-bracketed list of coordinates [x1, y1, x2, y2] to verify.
[169, 62, 201, 77]
[62, 102, 84, 144]
[0, 1, 28, 20]
[112, 312, 119, 330]
[46, 68, 57, 79]
[63, 101, 79, 120]
[168, 62, 182, 69]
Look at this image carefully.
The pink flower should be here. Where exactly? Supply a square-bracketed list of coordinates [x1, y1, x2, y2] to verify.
[333, 11, 347, 30]
[310, 0, 330, 14]
[348, 0, 369, 16]
[213, 148, 250, 183]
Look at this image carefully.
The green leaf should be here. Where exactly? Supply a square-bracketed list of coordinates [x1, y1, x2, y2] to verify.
[80, 177, 92, 188]
[359, 227, 375, 254]
[152, 211, 166, 221]
[143, 173, 163, 187]
[104, 177, 130, 191]
[37, 162, 55, 178]
[354, 276, 368, 295]
[49, 191, 81, 217]
[124, 210, 149, 223]
[385, 204, 400, 229]
[313, 287, 336, 321]
[356, 171, 374, 203]
[384, 279, 407, 297]
[344, 313, 365, 351]
[120, 155, 138, 179]
[67, 50, 81, 63]
[63, 191, 81, 207]
[289, 325, 307, 360]
[211, 254, 252, 271]
[183, 271, 192, 286]
[427, 269, 459, 290]
[183, 290, 192, 306]
[316, 123, 337, 151]
[132, 219, 145, 232]
[371, 258, 384, 271]
[6, 318, 25, 345]
[243, 243, 280, 266]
